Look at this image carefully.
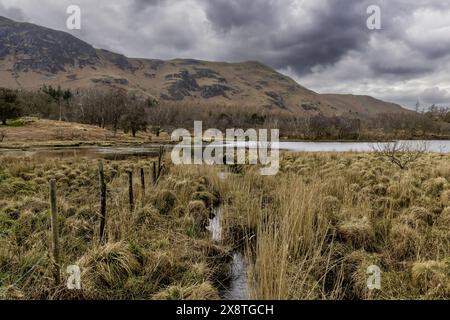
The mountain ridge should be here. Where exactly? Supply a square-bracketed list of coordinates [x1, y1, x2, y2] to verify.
[0, 16, 408, 117]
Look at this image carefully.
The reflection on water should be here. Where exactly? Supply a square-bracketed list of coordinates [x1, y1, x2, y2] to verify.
[280, 140, 450, 153]
[207, 207, 222, 242]
[226, 140, 450, 153]
[1, 140, 449, 159]
[0, 146, 162, 159]
[208, 203, 250, 300]
[223, 252, 249, 301]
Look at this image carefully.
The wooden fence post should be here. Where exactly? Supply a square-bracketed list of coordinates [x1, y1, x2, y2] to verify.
[140, 167, 145, 200]
[152, 161, 157, 185]
[157, 146, 164, 179]
[98, 161, 107, 244]
[127, 169, 134, 212]
[49, 179, 60, 285]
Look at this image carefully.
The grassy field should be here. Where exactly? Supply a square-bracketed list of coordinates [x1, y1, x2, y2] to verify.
[0, 151, 449, 300]
[0, 118, 170, 149]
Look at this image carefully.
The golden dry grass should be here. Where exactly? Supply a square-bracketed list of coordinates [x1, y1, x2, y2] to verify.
[218, 152, 450, 300]
[0, 151, 449, 300]
[0, 155, 228, 300]
[0, 118, 170, 148]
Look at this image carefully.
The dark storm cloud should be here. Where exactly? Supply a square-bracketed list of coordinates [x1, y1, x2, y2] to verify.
[202, 0, 373, 74]
[369, 63, 434, 77]
[203, 0, 281, 32]
[1, 0, 449, 107]
[198, 0, 450, 81]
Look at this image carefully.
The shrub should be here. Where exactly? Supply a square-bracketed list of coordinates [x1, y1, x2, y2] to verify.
[152, 282, 219, 300]
[347, 250, 383, 299]
[441, 190, 450, 207]
[437, 207, 450, 227]
[322, 196, 341, 224]
[135, 205, 160, 224]
[337, 217, 376, 250]
[389, 223, 420, 261]
[372, 196, 397, 217]
[423, 177, 447, 196]
[411, 260, 450, 297]
[372, 184, 387, 196]
[405, 206, 434, 226]
[182, 262, 210, 284]
[78, 242, 142, 290]
[191, 191, 218, 209]
[152, 190, 178, 215]
[144, 250, 179, 285]
[188, 201, 209, 229]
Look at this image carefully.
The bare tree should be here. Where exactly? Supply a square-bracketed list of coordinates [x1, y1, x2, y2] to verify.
[372, 140, 428, 169]
[0, 88, 20, 125]
[120, 99, 149, 137]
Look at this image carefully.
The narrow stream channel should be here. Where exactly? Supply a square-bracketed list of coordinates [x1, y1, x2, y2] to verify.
[208, 172, 250, 300]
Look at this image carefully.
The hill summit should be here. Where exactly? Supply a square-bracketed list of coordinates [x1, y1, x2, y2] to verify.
[0, 16, 407, 116]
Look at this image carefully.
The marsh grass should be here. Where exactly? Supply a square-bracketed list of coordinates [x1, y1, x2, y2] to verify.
[0, 155, 230, 299]
[218, 152, 450, 299]
[0, 151, 449, 300]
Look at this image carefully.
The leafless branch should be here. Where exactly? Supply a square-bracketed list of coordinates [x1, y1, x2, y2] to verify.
[371, 141, 428, 169]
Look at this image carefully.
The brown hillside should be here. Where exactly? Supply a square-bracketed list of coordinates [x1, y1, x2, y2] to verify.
[0, 16, 408, 117]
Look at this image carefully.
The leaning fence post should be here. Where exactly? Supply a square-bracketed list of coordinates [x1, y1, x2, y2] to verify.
[98, 161, 107, 243]
[127, 169, 134, 212]
[49, 178, 60, 285]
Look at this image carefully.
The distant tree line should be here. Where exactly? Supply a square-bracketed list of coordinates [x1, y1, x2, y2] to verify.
[149, 102, 450, 140]
[0, 86, 151, 137]
[1, 86, 449, 140]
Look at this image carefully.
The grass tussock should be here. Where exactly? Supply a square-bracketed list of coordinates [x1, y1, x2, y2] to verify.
[0, 151, 449, 300]
[219, 152, 450, 300]
[0, 155, 230, 300]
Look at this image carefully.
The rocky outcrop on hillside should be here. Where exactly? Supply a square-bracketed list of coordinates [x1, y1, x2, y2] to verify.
[162, 69, 234, 100]
[0, 16, 98, 73]
[0, 15, 409, 116]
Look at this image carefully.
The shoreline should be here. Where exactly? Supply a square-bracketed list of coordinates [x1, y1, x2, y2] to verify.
[1, 138, 450, 151]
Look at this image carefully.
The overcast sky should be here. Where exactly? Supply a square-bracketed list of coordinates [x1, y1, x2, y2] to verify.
[1, 0, 450, 109]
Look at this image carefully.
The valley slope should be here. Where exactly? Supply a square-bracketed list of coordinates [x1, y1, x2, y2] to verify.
[0, 16, 408, 117]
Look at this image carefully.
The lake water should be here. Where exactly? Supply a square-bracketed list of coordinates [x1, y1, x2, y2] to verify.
[229, 140, 450, 153]
[0, 140, 449, 158]
[0, 146, 162, 159]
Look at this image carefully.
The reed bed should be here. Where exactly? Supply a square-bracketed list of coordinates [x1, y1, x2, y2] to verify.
[0, 151, 449, 299]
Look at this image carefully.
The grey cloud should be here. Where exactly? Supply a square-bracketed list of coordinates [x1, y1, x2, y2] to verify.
[0, 0, 449, 107]
[0, 2, 24, 21]
[202, 0, 372, 74]
[132, 0, 169, 11]
[203, 0, 281, 32]
[420, 87, 450, 105]
[199, 0, 450, 79]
